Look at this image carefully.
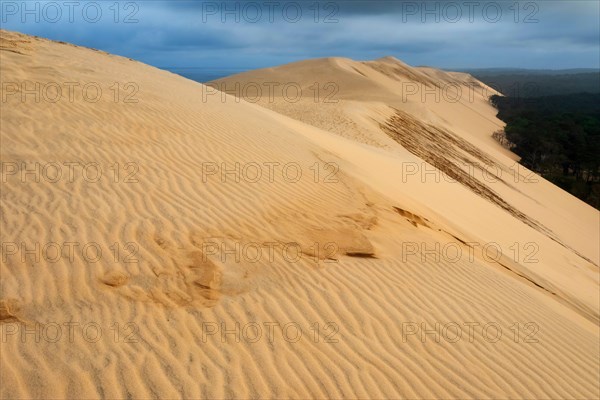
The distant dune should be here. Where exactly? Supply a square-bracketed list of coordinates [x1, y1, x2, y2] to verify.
[1, 30, 599, 399]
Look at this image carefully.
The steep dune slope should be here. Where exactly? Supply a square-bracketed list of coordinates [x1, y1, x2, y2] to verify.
[213, 56, 600, 323]
[1, 30, 599, 399]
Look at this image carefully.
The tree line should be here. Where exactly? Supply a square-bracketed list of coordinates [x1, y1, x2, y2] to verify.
[491, 93, 600, 209]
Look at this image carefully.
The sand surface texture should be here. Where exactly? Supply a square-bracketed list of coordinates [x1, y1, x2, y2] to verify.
[1, 30, 599, 399]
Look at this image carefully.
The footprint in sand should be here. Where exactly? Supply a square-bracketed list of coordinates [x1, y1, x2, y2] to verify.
[0, 299, 23, 324]
[105, 249, 224, 308]
[100, 271, 130, 287]
[186, 251, 223, 304]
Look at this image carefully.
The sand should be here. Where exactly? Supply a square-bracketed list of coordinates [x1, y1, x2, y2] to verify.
[1, 30, 599, 399]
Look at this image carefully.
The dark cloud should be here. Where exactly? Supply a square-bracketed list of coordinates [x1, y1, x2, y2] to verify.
[1, 0, 597, 70]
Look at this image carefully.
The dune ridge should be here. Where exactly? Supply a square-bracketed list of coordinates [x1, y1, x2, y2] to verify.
[1, 30, 599, 399]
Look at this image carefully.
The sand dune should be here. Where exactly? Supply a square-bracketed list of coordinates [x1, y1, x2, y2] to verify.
[1, 30, 599, 399]
[213, 56, 599, 323]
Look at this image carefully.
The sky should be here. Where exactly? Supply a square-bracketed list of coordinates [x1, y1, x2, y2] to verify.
[1, 0, 599, 74]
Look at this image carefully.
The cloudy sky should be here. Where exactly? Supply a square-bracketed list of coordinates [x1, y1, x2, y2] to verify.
[2, 0, 598, 72]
